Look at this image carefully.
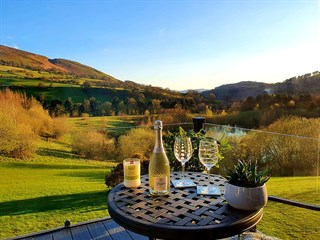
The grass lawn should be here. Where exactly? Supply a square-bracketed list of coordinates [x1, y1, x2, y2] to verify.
[67, 115, 145, 138]
[260, 202, 319, 240]
[258, 177, 320, 240]
[0, 136, 117, 239]
[0, 74, 131, 103]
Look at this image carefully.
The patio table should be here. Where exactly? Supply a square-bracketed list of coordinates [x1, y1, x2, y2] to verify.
[107, 172, 263, 240]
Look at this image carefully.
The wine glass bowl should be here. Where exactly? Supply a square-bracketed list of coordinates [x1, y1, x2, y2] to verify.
[197, 139, 221, 195]
[172, 135, 195, 187]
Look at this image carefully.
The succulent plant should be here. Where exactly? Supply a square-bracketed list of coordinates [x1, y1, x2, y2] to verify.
[226, 160, 270, 188]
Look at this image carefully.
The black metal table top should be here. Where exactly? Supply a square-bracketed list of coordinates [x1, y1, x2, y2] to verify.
[107, 172, 263, 240]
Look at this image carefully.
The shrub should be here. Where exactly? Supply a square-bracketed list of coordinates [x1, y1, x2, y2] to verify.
[0, 113, 37, 158]
[51, 117, 68, 139]
[71, 130, 115, 160]
[0, 89, 39, 158]
[27, 105, 53, 137]
[263, 116, 320, 175]
[27, 105, 68, 140]
[158, 108, 191, 124]
[224, 116, 320, 176]
[117, 127, 154, 160]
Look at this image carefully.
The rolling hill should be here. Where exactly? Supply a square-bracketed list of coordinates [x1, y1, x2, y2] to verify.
[1, 44, 319, 103]
[0, 45, 185, 103]
[0, 45, 120, 84]
[202, 72, 320, 101]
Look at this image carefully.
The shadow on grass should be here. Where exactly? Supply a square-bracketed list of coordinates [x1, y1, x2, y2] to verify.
[3, 162, 103, 170]
[58, 170, 111, 181]
[276, 190, 320, 206]
[0, 190, 109, 217]
[37, 147, 78, 159]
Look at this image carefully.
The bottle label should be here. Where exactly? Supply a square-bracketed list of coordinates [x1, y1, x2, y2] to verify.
[154, 177, 167, 191]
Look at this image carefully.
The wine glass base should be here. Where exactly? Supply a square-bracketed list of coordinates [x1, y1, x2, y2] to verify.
[171, 179, 196, 188]
[196, 185, 221, 196]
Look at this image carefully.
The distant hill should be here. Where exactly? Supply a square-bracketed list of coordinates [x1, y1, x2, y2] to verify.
[0, 45, 120, 84]
[0, 45, 185, 104]
[202, 72, 320, 101]
[1, 45, 319, 103]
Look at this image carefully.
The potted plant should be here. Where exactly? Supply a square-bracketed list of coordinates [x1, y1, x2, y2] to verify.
[224, 160, 270, 211]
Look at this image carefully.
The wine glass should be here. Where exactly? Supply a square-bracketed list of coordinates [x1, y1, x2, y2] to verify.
[173, 135, 195, 187]
[197, 138, 221, 195]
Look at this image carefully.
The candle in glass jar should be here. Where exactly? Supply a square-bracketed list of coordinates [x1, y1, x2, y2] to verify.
[123, 158, 141, 188]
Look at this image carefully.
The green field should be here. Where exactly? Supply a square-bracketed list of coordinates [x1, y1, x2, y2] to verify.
[67, 115, 145, 139]
[0, 116, 319, 239]
[0, 65, 131, 103]
[0, 136, 117, 239]
[259, 178, 320, 239]
[1, 79, 130, 103]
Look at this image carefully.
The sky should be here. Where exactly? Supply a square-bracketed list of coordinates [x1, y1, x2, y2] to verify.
[0, 0, 319, 91]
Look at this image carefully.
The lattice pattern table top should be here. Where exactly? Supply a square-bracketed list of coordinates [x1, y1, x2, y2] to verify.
[108, 172, 263, 240]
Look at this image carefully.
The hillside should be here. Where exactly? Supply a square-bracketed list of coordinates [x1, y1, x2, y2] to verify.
[204, 81, 270, 101]
[0, 45, 186, 105]
[202, 72, 320, 101]
[1, 45, 319, 104]
[0, 45, 119, 83]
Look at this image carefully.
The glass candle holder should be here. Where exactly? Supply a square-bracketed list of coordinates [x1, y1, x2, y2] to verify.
[123, 158, 141, 188]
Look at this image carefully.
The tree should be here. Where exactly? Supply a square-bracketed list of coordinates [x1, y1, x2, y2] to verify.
[64, 97, 74, 116]
[82, 81, 92, 93]
[118, 101, 126, 115]
[83, 99, 91, 114]
[89, 97, 99, 115]
[241, 96, 255, 111]
[127, 98, 137, 115]
[100, 101, 113, 116]
[151, 99, 161, 114]
[112, 97, 120, 115]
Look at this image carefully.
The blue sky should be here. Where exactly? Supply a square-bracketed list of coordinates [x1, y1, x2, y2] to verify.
[1, 0, 319, 90]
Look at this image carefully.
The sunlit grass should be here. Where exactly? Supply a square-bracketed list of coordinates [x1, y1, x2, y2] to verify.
[0, 136, 116, 239]
[256, 177, 320, 239]
[267, 176, 320, 205]
[259, 202, 319, 240]
[67, 115, 145, 138]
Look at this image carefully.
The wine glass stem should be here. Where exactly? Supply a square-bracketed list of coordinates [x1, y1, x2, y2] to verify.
[181, 163, 185, 182]
[207, 168, 211, 187]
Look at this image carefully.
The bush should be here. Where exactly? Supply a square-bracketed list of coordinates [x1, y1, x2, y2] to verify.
[158, 108, 191, 124]
[51, 117, 68, 139]
[71, 130, 115, 160]
[0, 89, 39, 158]
[263, 116, 320, 175]
[0, 113, 37, 158]
[117, 127, 154, 160]
[27, 105, 53, 137]
[223, 116, 320, 176]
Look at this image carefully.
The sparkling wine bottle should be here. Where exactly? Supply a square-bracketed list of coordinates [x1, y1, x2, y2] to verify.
[149, 120, 170, 196]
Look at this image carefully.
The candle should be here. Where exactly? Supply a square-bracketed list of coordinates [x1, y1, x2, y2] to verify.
[123, 158, 141, 188]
